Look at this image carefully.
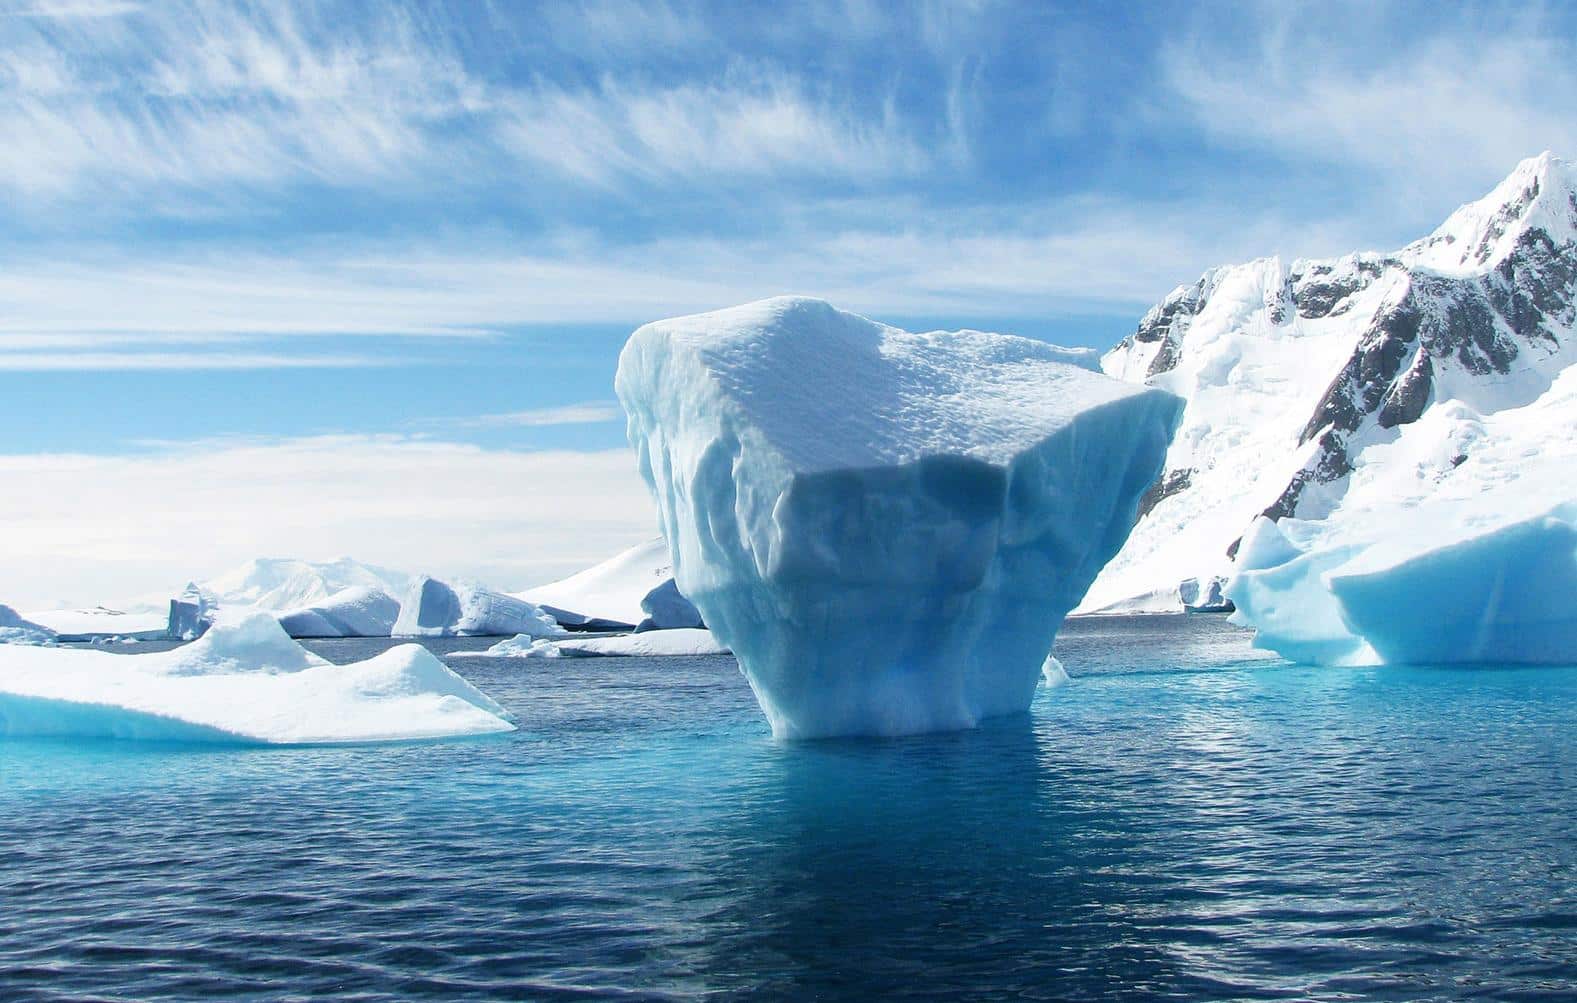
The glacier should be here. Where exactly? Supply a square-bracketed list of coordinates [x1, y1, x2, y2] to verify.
[1082, 152, 1577, 614]
[615, 296, 1181, 738]
[1227, 365, 1577, 665]
[0, 612, 514, 743]
[394, 576, 566, 638]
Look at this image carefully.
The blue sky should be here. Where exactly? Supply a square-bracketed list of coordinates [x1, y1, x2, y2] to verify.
[3, 0, 1575, 604]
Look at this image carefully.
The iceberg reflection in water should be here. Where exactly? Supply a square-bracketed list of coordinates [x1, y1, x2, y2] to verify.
[2, 616, 1574, 1000]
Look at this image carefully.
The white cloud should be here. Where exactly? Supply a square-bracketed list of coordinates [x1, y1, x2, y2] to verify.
[1160, 9, 1577, 216]
[0, 350, 388, 370]
[0, 192, 1376, 357]
[433, 402, 626, 428]
[0, 1, 931, 204]
[497, 75, 931, 187]
[7, 1, 141, 18]
[0, 435, 656, 609]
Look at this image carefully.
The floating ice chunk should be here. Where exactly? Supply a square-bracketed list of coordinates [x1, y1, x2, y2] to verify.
[1041, 655, 1069, 688]
[0, 612, 514, 743]
[277, 586, 401, 638]
[616, 296, 1182, 737]
[635, 579, 704, 632]
[1228, 503, 1577, 665]
[0, 605, 56, 647]
[465, 627, 730, 659]
[394, 577, 566, 638]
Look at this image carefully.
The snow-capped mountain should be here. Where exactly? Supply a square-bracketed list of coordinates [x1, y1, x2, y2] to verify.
[1081, 152, 1577, 613]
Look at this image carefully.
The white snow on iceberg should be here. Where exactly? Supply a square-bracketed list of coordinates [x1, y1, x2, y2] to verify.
[518, 538, 681, 630]
[0, 612, 514, 743]
[464, 627, 730, 659]
[394, 576, 566, 638]
[616, 296, 1181, 738]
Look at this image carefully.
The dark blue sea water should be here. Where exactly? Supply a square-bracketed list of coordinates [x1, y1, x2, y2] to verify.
[2, 616, 1574, 1001]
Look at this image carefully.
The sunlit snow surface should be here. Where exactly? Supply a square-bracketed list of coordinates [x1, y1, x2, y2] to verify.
[0, 612, 513, 743]
[616, 297, 1181, 737]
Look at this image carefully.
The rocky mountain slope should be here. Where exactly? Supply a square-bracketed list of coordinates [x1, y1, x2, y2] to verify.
[1080, 152, 1577, 613]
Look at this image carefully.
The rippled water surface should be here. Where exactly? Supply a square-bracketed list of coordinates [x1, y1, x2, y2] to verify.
[3, 616, 1575, 1001]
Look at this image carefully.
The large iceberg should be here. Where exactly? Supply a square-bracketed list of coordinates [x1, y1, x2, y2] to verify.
[0, 605, 56, 647]
[393, 576, 567, 638]
[0, 612, 514, 743]
[1229, 504, 1577, 666]
[1227, 371, 1577, 665]
[615, 296, 1182, 738]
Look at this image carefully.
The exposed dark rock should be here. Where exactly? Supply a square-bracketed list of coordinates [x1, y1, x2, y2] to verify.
[1136, 467, 1192, 521]
[1378, 351, 1433, 428]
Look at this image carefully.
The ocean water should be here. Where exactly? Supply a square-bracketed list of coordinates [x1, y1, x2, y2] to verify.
[2, 616, 1574, 1001]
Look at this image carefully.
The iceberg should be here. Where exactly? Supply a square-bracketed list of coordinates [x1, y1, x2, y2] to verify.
[393, 576, 567, 638]
[277, 586, 402, 638]
[1228, 504, 1577, 666]
[519, 538, 682, 630]
[0, 612, 514, 743]
[23, 605, 168, 640]
[615, 296, 1182, 737]
[166, 583, 216, 640]
[0, 605, 56, 647]
[462, 627, 730, 659]
[635, 578, 704, 632]
[1227, 366, 1577, 666]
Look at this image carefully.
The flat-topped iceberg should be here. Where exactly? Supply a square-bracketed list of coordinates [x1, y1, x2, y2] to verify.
[0, 612, 514, 743]
[394, 576, 566, 638]
[615, 296, 1182, 737]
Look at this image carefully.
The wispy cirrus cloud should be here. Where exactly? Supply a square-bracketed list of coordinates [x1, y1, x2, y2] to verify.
[0, 189, 1377, 355]
[1158, 3, 1577, 218]
[0, 0, 939, 210]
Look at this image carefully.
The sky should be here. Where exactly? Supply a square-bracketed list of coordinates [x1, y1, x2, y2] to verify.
[3, 0, 1575, 607]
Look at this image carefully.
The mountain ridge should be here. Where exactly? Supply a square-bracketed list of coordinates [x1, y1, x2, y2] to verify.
[1081, 152, 1577, 613]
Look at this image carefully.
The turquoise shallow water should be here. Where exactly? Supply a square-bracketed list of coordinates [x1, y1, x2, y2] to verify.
[2, 616, 1574, 1001]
